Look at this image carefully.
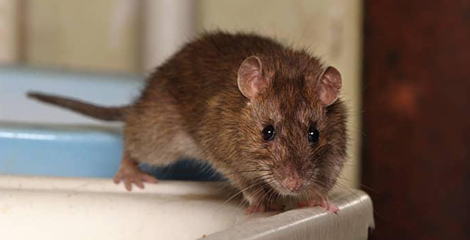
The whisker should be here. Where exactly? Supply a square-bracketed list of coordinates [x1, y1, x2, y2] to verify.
[337, 176, 379, 193]
[219, 176, 269, 208]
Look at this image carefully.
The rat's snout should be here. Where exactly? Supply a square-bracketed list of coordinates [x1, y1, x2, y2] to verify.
[283, 176, 303, 191]
[272, 165, 306, 194]
[279, 166, 304, 192]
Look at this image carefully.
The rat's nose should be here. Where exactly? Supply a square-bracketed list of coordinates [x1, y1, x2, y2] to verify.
[284, 176, 303, 191]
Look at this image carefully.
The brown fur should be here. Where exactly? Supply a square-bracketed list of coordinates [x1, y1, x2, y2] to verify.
[28, 31, 348, 208]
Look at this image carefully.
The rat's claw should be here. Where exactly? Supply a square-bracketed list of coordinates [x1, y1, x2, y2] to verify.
[326, 203, 339, 213]
[134, 177, 144, 189]
[297, 199, 339, 213]
[113, 173, 122, 184]
[124, 178, 133, 191]
[115, 171, 158, 191]
[141, 173, 158, 183]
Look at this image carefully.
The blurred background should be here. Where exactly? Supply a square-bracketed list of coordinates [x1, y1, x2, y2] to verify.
[0, 0, 468, 239]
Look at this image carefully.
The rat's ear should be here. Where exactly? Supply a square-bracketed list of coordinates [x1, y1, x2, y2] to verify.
[237, 56, 269, 100]
[318, 66, 342, 106]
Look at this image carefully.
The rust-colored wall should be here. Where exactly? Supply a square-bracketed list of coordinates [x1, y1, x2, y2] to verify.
[362, 1, 470, 239]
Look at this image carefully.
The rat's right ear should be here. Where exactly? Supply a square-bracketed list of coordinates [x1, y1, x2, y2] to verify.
[237, 56, 269, 100]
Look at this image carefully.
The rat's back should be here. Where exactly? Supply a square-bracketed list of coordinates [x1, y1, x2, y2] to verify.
[143, 32, 285, 99]
[138, 32, 288, 128]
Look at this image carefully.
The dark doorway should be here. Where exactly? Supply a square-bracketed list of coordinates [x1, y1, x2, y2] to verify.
[362, 1, 470, 239]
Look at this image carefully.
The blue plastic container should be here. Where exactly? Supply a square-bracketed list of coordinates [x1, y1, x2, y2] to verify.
[0, 67, 222, 181]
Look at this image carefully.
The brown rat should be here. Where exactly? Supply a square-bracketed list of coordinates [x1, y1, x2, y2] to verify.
[27, 31, 347, 214]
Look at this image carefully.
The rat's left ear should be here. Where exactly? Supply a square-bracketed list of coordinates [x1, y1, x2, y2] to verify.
[318, 67, 342, 106]
[237, 56, 270, 100]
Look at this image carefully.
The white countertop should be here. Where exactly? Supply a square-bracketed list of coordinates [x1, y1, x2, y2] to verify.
[0, 175, 374, 240]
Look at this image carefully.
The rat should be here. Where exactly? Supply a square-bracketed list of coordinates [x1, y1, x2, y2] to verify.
[27, 31, 347, 214]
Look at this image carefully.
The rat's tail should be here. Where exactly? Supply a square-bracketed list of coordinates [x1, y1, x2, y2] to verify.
[27, 92, 129, 122]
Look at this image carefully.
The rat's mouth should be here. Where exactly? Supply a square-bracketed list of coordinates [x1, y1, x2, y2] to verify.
[269, 178, 306, 197]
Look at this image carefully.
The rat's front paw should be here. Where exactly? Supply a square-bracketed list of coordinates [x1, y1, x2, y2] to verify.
[297, 199, 339, 213]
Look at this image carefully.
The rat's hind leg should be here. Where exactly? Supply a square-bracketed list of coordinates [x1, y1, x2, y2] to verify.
[113, 152, 158, 191]
[113, 84, 204, 190]
[114, 93, 202, 191]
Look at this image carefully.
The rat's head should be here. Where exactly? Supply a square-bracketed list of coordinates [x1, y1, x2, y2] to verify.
[237, 55, 347, 198]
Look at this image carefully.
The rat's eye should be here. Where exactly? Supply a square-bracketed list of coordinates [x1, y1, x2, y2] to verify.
[308, 126, 319, 143]
[262, 125, 276, 141]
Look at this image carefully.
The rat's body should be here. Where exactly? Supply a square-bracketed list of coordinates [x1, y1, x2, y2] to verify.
[28, 32, 347, 213]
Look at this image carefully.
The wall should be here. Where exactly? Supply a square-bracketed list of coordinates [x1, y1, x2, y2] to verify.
[363, 1, 470, 239]
[0, 0, 18, 64]
[27, 0, 141, 73]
